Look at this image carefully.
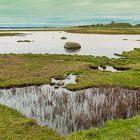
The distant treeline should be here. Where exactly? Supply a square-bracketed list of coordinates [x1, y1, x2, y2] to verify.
[77, 21, 140, 28]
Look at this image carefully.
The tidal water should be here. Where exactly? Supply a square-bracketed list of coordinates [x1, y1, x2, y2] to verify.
[0, 31, 140, 57]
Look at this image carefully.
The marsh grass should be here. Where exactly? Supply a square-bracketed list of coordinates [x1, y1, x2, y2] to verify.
[0, 50, 140, 90]
[1, 49, 140, 139]
[65, 27, 140, 34]
[0, 33, 23, 36]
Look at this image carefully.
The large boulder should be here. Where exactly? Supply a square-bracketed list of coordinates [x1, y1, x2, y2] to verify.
[64, 42, 81, 49]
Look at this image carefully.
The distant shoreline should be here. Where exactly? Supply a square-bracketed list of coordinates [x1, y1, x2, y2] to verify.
[0, 22, 140, 29]
[1, 22, 140, 35]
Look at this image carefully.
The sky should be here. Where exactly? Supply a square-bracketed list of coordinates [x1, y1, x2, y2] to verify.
[0, 0, 140, 27]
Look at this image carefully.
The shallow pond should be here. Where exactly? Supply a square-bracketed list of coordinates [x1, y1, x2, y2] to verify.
[0, 31, 140, 57]
[0, 83, 140, 135]
[98, 66, 127, 72]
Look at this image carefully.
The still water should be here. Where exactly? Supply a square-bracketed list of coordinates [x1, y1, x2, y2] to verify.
[0, 31, 140, 57]
[0, 83, 140, 135]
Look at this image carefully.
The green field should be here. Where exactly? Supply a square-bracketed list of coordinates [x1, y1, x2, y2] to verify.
[0, 48, 140, 90]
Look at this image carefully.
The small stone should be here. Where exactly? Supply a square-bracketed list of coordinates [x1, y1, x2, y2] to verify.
[56, 81, 65, 86]
[61, 37, 67, 40]
[50, 82, 56, 86]
[54, 86, 59, 89]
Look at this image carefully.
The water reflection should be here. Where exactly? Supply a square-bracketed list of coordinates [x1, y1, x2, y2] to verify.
[64, 48, 81, 54]
[51, 74, 77, 87]
[98, 66, 126, 72]
[0, 85, 140, 135]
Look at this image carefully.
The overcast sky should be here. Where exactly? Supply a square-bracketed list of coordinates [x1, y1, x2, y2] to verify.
[0, 0, 140, 27]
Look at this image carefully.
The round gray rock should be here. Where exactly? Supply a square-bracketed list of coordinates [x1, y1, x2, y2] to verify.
[64, 42, 81, 49]
[56, 81, 65, 87]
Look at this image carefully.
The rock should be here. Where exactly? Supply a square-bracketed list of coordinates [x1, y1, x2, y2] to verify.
[54, 86, 59, 89]
[123, 39, 128, 41]
[61, 37, 67, 40]
[56, 81, 65, 86]
[86, 133, 96, 138]
[64, 42, 81, 49]
[100, 65, 106, 70]
[89, 65, 98, 70]
[17, 40, 33, 43]
[113, 66, 130, 71]
[50, 82, 56, 86]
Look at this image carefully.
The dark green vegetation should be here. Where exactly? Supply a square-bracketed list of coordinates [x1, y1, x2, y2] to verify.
[77, 22, 140, 28]
[1, 22, 140, 34]
[1, 48, 140, 139]
[64, 22, 140, 34]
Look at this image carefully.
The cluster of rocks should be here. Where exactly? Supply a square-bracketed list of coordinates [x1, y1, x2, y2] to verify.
[50, 80, 65, 89]
[50, 80, 64, 86]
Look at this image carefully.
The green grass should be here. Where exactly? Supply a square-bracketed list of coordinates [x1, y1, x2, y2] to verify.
[0, 33, 23, 36]
[0, 105, 64, 140]
[65, 70, 140, 90]
[66, 115, 140, 140]
[0, 49, 140, 90]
